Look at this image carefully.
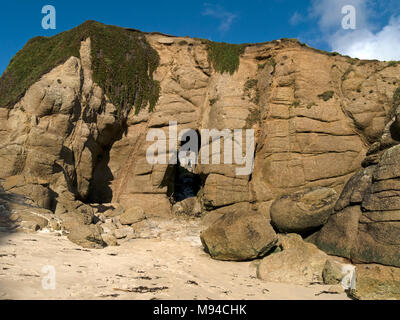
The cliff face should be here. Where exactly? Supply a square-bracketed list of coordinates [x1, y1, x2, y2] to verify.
[104, 33, 400, 217]
[313, 100, 400, 268]
[1, 22, 400, 253]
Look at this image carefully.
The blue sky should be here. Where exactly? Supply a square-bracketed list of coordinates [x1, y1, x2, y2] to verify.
[1, 0, 400, 75]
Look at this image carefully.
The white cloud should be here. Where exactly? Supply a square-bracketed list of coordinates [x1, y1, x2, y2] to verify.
[289, 12, 305, 26]
[310, 0, 369, 30]
[309, 0, 400, 61]
[331, 16, 400, 61]
[202, 3, 237, 33]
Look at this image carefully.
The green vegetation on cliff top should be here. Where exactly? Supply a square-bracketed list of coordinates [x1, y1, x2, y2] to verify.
[200, 39, 247, 75]
[2, 21, 396, 112]
[0, 21, 160, 114]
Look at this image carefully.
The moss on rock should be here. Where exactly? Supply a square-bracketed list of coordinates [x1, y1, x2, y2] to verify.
[200, 40, 247, 75]
[0, 21, 160, 114]
[318, 90, 334, 102]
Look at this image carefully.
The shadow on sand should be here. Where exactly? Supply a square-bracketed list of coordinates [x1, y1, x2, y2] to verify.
[0, 183, 34, 245]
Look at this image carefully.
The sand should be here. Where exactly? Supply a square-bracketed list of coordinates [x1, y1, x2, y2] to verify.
[0, 219, 349, 300]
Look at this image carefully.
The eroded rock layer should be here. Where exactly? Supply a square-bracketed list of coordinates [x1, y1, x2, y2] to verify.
[1, 22, 400, 250]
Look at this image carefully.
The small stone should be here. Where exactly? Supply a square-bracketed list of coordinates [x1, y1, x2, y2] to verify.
[9, 213, 20, 222]
[97, 213, 106, 223]
[48, 219, 61, 231]
[102, 234, 119, 247]
[112, 217, 123, 228]
[101, 222, 116, 234]
[114, 227, 134, 239]
[104, 206, 124, 218]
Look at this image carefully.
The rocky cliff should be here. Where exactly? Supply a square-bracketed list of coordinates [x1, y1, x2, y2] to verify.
[1, 21, 400, 269]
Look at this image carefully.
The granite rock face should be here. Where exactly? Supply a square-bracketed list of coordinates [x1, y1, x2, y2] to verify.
[313, 114, 400, 268]
[1, 24, 400, 251]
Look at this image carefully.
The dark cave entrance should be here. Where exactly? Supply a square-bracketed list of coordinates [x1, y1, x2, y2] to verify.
[173, 164, 201, 202]
[163, 129, 203, 203]
[85, 121, 127, 204]
[87, 149, 114, 204]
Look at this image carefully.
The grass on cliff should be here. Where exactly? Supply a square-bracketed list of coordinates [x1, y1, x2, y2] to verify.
[200, 40, 247, 75]
[0, 21, 160, 114]
[318, 91, 334, 102]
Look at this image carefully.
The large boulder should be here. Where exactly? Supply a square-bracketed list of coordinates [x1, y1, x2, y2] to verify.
[54, 200, 108, 248]
[56, 201, 95, 229]
[313, 145, 400, 268]
[201, 202, 250, 228]
[257, 234, 329, 285]
[200, 206, 277, 261]
[270, 187, 338, 234]
[350, 264, 400, 300]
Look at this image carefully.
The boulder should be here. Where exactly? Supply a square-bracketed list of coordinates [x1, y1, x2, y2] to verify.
[3, 176, 54, 210]
[257, 234, 328, 285]
[57, 204, 94, 232]
[322, 259, 346, 285]
[118, 194, 171, 218]
[350, 264, 400, 300]
[104, 206, 124, 218]
[102, 233, 119, 247]
[322, 259, 356, 290]
[270, 187, 338, 234]
[67, 224, 105, 249]
[100, 222, 116, 234]
[200, 208, 277, 261]
[201, 203, 253, 229]
[119, 206, 146, 225]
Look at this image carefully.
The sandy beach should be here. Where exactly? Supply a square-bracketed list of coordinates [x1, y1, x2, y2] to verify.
[0, 219, 349, 300]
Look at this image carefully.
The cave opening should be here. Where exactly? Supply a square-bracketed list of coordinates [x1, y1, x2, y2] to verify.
[85, 120, 127, 204]
[163, 129, 203, 204]
[175, 129, 201, 202]
[173, 163, 201, 203]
